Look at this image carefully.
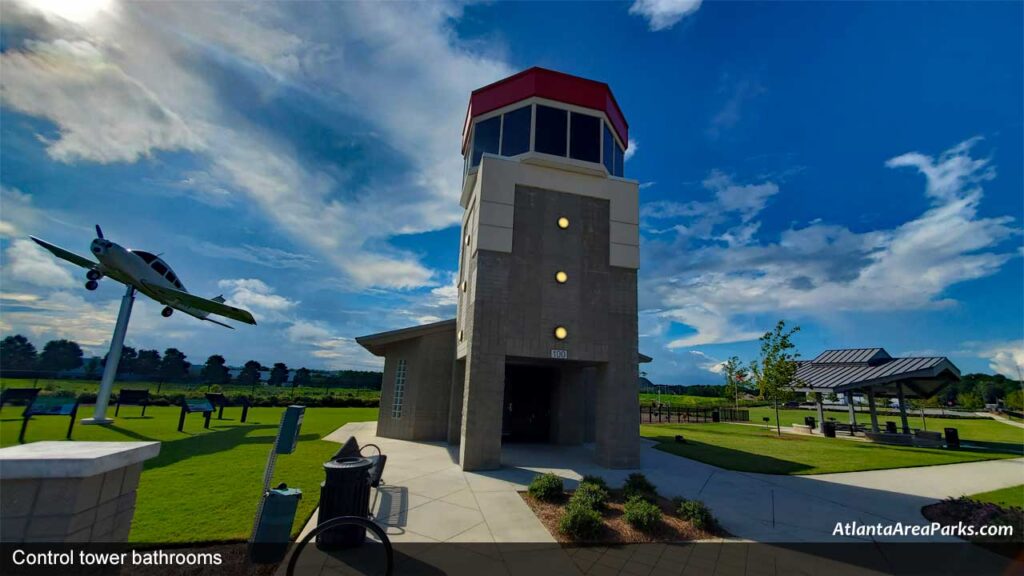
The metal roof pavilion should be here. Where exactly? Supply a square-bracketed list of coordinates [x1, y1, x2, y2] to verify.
[792, 348, 960, 399]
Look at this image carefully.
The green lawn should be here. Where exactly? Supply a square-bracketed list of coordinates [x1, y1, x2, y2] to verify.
[746, 406, 1024, 448]
[969, 485, 1024, 509]
[0, 377, 381, 400]
[0, 405, 378, 542]
[641, 422, 1023, 475]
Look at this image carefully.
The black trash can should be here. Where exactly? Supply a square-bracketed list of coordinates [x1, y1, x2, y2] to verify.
[944, 427, 960, 449]
[822, 421, 837, 438]
[712, 409, 721, 423]
[804, 416, 816, 428]
[885, 421, 898, 433]
[317, 456, 373, 548]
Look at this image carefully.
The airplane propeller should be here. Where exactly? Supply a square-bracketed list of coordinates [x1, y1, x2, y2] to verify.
[95, 224, 104, 239]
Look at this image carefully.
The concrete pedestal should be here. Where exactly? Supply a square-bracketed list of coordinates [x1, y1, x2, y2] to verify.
[0, 441, 160, 542]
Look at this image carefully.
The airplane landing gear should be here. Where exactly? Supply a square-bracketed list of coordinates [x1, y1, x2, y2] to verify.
[161, 306, 174, 318]
[85, 280, 99, 291]
[87, 270, 102, 281]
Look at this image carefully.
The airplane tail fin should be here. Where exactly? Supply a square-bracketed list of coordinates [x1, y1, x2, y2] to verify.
[211, 294, 226, 303]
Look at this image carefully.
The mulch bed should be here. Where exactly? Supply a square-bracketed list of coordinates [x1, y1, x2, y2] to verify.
[921, 497, 1024, 558]
[520, 490, 724, 544]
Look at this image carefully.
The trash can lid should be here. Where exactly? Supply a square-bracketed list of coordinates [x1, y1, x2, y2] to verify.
[323, 456, 373, 471]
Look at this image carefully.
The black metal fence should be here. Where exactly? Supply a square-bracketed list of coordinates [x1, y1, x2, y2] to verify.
[640, 404, 749, 424]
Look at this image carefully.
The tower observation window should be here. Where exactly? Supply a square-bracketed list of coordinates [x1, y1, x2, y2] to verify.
[569, 112, 600, 163]
[613, 140, 625, 177]
[603, 124, 615, 175]
[534, 105, 567, 157]
[500, 105, 531, 157]
[471, 115, 501, 167]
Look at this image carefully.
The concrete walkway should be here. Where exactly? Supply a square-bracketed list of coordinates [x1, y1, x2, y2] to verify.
[987, 413, 1024, 430]
[288, 421, 1021, 575]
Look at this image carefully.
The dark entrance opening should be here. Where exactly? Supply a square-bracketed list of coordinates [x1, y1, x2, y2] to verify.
[502, 364, 557, 443]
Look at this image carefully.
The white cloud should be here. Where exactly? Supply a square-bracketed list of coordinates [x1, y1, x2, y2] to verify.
[217, 278, 296, 323]
[976, 342, 1024, 378]
[624, 138, 638, 162]
[0, 187, 41, 238]
[192, 241, 318, 270]
[0, 38, 201, 163]
[3, 238, 76, 288]
[285, 320, 382, 370]
[688, 350, 726, 374]
[629, 0, 703, 31]
[2, 1, 514, 290]
[647, 137, 1019, 347]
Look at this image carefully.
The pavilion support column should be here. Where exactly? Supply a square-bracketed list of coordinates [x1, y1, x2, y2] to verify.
[866, 388, 880, 433]
[815, 392, 825, 434]
[845, 391, 856, 426]
[897, 383, 911, 434]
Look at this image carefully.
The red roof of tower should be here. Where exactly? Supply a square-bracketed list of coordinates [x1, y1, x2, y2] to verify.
[462, 67, 629, 154]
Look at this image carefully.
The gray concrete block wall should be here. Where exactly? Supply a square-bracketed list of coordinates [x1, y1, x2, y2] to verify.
[457, 182, 640, 470]
[1, 462, 144, 542]
[408, 329, 455, 440]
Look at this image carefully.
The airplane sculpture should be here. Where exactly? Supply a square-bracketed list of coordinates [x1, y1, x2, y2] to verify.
[31, 225, 256, 328]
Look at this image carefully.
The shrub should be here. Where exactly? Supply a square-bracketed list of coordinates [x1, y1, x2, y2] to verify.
[558, 502, 604, 540]
[569, 482, 609, 511]
[580, 475, 608, 491]
[623, 495, 662, 532]
[676, 499, 715, 531]
[623, 473, 657, 502]
[528, 473, 564, 502]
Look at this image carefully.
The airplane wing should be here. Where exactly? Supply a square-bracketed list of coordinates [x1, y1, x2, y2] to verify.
[144, 283, 257, 325]
[30, 236, 98, 270]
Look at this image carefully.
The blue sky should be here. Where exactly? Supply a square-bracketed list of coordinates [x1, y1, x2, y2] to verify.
[0, 0, 1021, 383]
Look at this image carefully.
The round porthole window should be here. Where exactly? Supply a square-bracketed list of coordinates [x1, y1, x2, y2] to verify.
[555, 271, 568, 283]
[554, 326, 568, 340]
[557, 217, 570, 229]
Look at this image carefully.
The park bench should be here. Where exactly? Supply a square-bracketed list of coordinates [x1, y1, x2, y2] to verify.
[178, 398, 215, 431]
[912, 430, 944, 448]
[205, 393, 250, 422]
[19, 395, 79, 443]
[115, 388, 150, 417]
[332, 436, 387, 489]
[0, 388, 40, 411]
[833, 422, 866, 436]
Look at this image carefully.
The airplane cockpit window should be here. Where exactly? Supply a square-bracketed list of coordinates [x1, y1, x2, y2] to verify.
[166, 271, 177, 285]
[152, 261, 168, 275]
[135, 251, 158, 264]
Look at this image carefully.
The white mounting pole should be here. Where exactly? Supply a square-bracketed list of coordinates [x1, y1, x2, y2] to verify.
[82, 285, 136, 425]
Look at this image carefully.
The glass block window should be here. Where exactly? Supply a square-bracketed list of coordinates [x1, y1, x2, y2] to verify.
[391, 359, 407, 418]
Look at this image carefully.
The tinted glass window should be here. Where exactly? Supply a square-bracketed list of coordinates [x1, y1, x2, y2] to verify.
[534, 105, 567, 157]
[603, 124, 615, 174]
[135, 251, 157, 264]
[500, 105, 531, 157]
[471, 115, 501, 167]
[152, 261, 168, 275]
[569, 112, 600, 163]
[613, 142, 625, 177]
[166, 271, 177, 284]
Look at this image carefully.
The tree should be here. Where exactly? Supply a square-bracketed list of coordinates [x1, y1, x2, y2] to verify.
[0, 335, 37, 371]
[270, 362, 289, 387]
[83, 357, 101, 379]
[748, 320, 801, 437]
[721, 356, 748, 410]
[293, 367, 312, 388]
[104, 346, 138, 375]
[200, 355, 230, 384]
[159, 348, 190, 381]
[134, 349, 162, 377]
[38, 339, 84, 372]
[238, 360, 262, 386]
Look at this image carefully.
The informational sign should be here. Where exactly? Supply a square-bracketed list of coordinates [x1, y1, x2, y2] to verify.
[550, 349, 567, 360]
